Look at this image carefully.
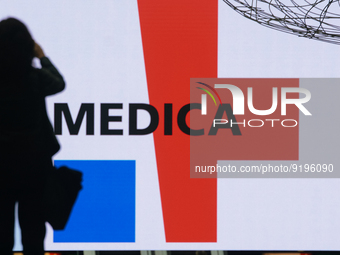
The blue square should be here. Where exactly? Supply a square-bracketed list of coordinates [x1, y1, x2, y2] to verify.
[53, 160, 135, 242]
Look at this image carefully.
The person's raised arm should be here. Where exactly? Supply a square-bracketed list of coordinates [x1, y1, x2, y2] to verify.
[34, 42, 65, 96]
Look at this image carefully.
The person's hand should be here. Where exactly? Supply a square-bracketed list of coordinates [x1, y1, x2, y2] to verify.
[34, 42, 46, 59]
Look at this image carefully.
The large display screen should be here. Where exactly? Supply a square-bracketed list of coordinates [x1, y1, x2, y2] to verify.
[1, 0, 340, 251]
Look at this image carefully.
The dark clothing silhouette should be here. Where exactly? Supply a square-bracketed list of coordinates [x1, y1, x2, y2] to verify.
[0, 57, 65, 255]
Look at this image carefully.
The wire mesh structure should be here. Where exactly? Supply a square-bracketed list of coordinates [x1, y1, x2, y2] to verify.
[223, 0, 340, 44]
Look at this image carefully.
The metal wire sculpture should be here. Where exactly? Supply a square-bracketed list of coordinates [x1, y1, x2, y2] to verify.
[223, 0, 340, 44]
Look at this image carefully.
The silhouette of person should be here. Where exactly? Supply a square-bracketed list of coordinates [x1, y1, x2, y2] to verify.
[0, 17, 65, 255]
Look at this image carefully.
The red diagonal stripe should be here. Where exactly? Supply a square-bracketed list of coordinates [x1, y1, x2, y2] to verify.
[138, 0, 218, 242]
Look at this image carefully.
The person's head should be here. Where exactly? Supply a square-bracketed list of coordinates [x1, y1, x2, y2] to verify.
[0, 17, 34, 80]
